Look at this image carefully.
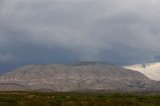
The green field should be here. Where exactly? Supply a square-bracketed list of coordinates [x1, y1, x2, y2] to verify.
[0, 91, 160, 106]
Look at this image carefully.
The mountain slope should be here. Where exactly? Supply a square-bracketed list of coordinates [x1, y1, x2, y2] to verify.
[0, 63, 159, 92]
[123, 62, 160, 81]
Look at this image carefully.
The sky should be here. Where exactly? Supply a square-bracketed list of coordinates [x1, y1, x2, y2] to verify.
[0, 0, 160, 72]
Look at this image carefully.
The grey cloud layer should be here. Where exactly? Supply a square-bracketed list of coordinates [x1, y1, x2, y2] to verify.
[0, 0, 160, 71]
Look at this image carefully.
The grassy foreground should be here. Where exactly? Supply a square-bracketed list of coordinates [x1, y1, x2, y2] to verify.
[0, 91, 160, 106]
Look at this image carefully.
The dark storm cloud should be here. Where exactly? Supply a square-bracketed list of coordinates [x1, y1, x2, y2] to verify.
[0, 0, 160, 71]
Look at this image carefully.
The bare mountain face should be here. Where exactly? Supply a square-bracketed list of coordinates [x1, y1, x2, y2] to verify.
[0, 63, 159, 92]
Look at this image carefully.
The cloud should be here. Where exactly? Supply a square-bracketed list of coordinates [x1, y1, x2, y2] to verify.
[0, 52, 17, 63]
[0, 0, 160, 71]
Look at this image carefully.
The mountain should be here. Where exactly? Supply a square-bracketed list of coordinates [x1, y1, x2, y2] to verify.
[123, 62, 160, 81]
[0, 63, 159, 92]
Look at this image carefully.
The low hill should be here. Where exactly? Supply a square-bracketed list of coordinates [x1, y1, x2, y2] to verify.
[0, 63, 159, 92]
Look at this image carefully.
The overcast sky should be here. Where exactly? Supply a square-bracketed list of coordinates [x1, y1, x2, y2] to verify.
[0, 0, 160, 72]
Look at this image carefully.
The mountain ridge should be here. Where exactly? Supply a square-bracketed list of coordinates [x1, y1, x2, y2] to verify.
[0, 63, 160, 92]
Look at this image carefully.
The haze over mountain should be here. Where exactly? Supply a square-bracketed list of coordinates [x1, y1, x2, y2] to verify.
[0, 63, 159, 92]
[124, 62, 160, 81]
